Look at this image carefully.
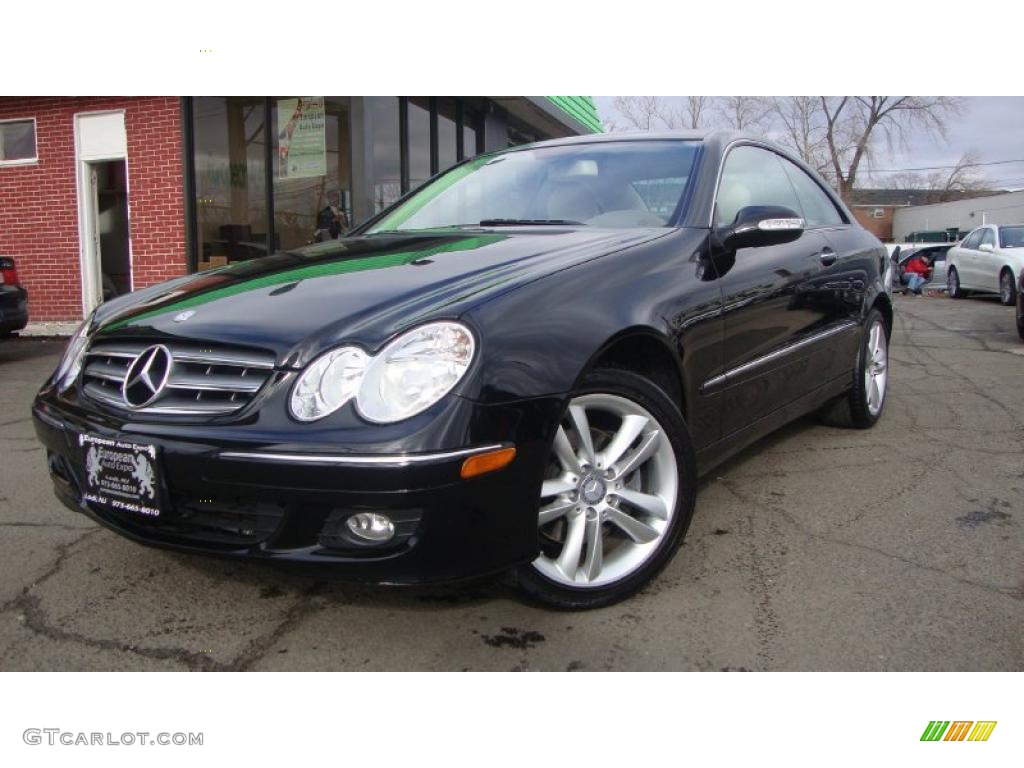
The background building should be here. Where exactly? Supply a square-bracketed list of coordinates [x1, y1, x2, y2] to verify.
[893, 189, 1024, 242]
[0, 96, 600, 322]
[847, 189, 939, 241]
[847, 188, 1003, 242]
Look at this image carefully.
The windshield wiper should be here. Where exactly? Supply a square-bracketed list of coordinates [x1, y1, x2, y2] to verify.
[478, 218, 584, 227]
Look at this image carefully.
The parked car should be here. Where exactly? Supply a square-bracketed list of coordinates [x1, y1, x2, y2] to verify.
[32, 131, 892, 609]
[1017, 268, 1024, 340]
[890, 244, 953, 294]
[946, 224, 1024, 305]
[0, 256, 29, 337]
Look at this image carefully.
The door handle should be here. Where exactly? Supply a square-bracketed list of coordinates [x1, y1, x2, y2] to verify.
[818, 248, 837, 266]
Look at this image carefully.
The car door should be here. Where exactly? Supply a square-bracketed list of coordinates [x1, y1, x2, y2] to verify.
[777, 155, 870, 369]
[977, 227, 1000, 291]
[708, 144, 841, 437]
[955, 229, 983, 289]
[927, 246, 950, 291]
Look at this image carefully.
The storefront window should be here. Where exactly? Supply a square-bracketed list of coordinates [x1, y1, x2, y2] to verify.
[437, 98, 458, 172]
[463, 112, 478, 160]
[192, 97, 269, 270]
[508, 114, 540, 147]
[271, 97, 352, 250]
[369, 97, 400, 214]
[408, 97, 431, 191]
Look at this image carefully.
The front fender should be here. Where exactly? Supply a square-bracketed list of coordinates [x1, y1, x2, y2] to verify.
[459, 228, 717, 406]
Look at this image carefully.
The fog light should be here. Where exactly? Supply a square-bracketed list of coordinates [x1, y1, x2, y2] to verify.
[345, 512, 395, 542]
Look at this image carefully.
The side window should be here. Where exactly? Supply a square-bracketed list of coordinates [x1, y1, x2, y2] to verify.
[961, 230, 982, 250]
[715, 145, 802, 227]
[979, 229, 996, 249]
[778, 158, 844, 228]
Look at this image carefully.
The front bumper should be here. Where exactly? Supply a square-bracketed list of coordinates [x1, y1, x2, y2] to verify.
[32, 391, 562, 584]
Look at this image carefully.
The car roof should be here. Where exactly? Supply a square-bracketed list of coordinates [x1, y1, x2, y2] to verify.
[520, 128, 752, 152]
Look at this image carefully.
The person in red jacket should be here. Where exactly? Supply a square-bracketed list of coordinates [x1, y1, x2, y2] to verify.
[901, 253, 932, 295]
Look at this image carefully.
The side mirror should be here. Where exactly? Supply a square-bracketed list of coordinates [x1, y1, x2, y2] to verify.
[979, 242, 994, 253]
[717, 206, 805, 251]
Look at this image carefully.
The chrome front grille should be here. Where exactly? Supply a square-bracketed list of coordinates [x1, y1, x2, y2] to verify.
[81, 339, 276, 416]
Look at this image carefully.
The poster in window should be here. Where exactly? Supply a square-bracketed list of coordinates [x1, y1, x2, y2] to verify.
[276, 97, 326, 179]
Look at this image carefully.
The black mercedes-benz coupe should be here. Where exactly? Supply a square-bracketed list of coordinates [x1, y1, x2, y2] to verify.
[33, 131, 891, 608]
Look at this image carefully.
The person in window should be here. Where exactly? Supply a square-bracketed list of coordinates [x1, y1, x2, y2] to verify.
[901, 253, 932, 296]
[313, 189, 349, 242]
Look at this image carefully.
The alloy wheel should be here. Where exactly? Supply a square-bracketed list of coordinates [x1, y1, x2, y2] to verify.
[865, 320, 888, 417]
[533, 393, 678, 588]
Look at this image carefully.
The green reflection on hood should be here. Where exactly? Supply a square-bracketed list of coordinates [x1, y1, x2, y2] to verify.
[102, 234, 505, 333]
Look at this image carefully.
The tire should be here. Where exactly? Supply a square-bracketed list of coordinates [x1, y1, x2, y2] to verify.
[948, 267, 963, 299]
[1017, 315, 1024, 342]
[510, 368, 697, 610]
[819, 308, 889, 429]
[999, 268, 1017, 306]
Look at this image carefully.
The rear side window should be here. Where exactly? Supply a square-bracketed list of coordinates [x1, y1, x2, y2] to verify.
[715, 145, 801, 227]
[778, 162, 843, 228]
[778, 157, 844, 228]
[999, 226, 1024, 248]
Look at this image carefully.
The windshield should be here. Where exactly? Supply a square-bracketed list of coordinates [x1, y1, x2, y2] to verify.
[999, 226, 1024, 248]
[367, 140, 700, 233]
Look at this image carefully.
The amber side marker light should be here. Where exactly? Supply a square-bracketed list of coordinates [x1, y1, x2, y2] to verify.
[461, 446, 517, 479]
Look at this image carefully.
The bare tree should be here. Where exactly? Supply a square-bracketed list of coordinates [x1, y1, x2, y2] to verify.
[932, 151, 988, 200]
[820, 96, 963, 200]
[770, 96, 832, 179]
[715, 96, 772, 130]
[882, 151, 989, 202]
[609, 96, 683, 131]
[607, 96, 717, 131]
[685, 96, 712, 129]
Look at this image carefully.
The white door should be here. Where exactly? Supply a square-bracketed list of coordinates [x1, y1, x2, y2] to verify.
[977, 228, 1000, 291]
[956, 229, 982, 289]
[85, 165, 103, 306]
[75, 111, 128, 316]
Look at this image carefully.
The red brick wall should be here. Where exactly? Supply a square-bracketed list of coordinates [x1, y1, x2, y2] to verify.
[0, 97, 186, 321]
[852, 205, 895, 241]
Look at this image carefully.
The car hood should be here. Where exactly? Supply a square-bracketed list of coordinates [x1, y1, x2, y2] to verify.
[91, 228, 668, 366]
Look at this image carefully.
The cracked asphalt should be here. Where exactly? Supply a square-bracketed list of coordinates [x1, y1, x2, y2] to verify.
[1, 295, 1021, 671]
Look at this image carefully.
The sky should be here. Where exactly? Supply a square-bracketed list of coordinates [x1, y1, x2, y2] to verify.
[593, 97, 1024, 190]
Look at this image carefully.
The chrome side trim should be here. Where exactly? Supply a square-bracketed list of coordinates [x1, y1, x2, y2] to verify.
[218, 443, 510, 468]
[701, 321, 859, 394]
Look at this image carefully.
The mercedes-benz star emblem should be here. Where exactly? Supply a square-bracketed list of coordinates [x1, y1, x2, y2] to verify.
[122, 345, 173, 408]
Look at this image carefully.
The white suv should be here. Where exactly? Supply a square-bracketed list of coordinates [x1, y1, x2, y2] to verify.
[946, 224, 1024, 305]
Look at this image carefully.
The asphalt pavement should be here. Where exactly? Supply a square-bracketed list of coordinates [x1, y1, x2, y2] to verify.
[1, 295, 1021, 671]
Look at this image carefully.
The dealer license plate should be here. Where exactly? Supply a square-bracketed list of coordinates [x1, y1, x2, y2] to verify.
[76, 433, 163, 517]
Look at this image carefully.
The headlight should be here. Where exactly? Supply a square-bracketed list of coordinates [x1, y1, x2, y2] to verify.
[289, 322, 476, 424]
[356, 322, 475, 423]
[53, 318, 92, 392]
[289, 346, 368, 422]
